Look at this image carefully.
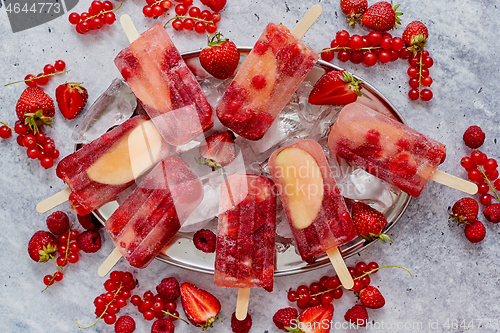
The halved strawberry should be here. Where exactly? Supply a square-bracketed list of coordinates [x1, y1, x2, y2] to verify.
[180, 282, 222, 329]
[55, 82, 88, 120]
[199, 131, 237, 166]
[287, 304, 334, 333]
[308, 70, 362, 106]
[352, 201, 391, 243]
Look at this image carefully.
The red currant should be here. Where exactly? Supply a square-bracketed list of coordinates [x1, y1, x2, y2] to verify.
[104, 12, 116, 24]
[420, 68, 430, 77]
[494, 179, 500, 191]
[94, 296, 107, 309]
[76, 21, 90, 34]
[103, 0, 113, 10]
[188, 6, 200, 17]
[0, 126, 12, 139]
[287, 290, 298, 302]
[131, 295, 141, 306]
[332, 288, 343, 299]
[336, 30, 350, 46]
[23, 134, 36, 149]
[349, 51, 363, 64]
[480, 194, 493, 206]
[355, 262, 368, 276]
[409, 77, 419, 89]
[320, 292, 333, 306]
[407, 66, 418, 77]
[352, 280, 363, 292]
[484, 158, 498, 172]
[420, 89, 433, 101]
[103, 313, 117, 325]
[54, 60, 66, 71]
[337, 50, 350, 62]
[399, 47, 412, 59]
[194, 22, 206, 34]
[471, 150, 486, 165]
[380, 36, 392, 49]
[68, 253, 79, 263]
[421, 76, 433, 86]
[360, 275, 371, 287]
[36, 73, 49, 86]
[486, 169, 499, 180]
[27, 148, 40, 159]
[468, 168, 483, 182]
[477, 183, 490, 195]
[212, 13, 221, 23]
[363, 52, 377, 67]
[367, 31, 382, 46]
[391, 37, 404, 51]
[320, 49, 334, 62]
[349, 35, 364, 49]
[91, 0, 103, 13]
[408, 89, 419, 101]
[143, 310, 156, 321]
[183, 18, 195, 30]
[43, 275, 54, 286]
[172, 19, 183, 30]
[152, 4, 164, 16]
[326, 276, 340, 290]
[368, 262, 379, 271]
[422, 56, 434, 68]
[116, 297, 127, 308]
[70, 229, 80, 241]
[56, 256, 68, 267]
[199, 10, 212, 20]
[91, 17, 104, 29]
[143, 6, 154, 17]
[69, 12, 81, 24]
[296, 297, 310, 309]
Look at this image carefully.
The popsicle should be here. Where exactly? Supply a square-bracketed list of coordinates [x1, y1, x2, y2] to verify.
[216, 7, 322, 140]
[269, 139, 357, 288]
[44, 115, 169, 215]
[328, 103, 477, 196]
[105, 156, 204, 269]
[115, 22, 214, 146]
[214, 174, 277, 320]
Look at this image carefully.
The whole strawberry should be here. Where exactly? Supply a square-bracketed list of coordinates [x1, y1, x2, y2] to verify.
[362, 1, 402, 31]
[308, 70, 362, 106]
[15, 86, 55, 132]
[402, 20, 428, 51]
[462, 125, 485, 149]
[359, 286, 385, 309]
[352, 201, 392, 242]
[340, 0, 368, 27]
[55, 82, 88, 119]
[449, 198, 479, 225]
[484, 203, 500, 223]
[344, 304, 368, 327]
[464, 220, 486, 243]
[272, 307, 298, 332]
[28, 230, 58, 263]
[200, 33, 240, 80]
[206, 0, 226, 12]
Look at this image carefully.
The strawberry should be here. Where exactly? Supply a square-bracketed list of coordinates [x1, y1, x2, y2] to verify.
[180, 282, 222, 329]
[402, 20, 428, 52]
[464, 220, 486, 243]
[308, 70, 362, 106]
[462, 125, 485, 149]
[449, 198, 479, 225]
[206, 0, 226, 12]
[352, 201, 392, 243]
[15, 86, 55, 133]
[340, 0, 368, 27]
[200, 33, 240, 80]
[273, 307, 298, 332]
[484, 203, 500, 223]
[199, 130, 237, 166]
[359, 286, 385, 309]
[362, 1, 402, 32]
[55, 82, 88, 119]
[344, 304, 368, 327]
[287, 304, 334, 333]
[27, 230, 58, 263]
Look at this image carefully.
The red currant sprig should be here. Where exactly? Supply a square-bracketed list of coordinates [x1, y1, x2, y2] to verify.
[165, 13, 218, 34]
[462, 150, 500, 206]
[407, 50, 434, 102]
[4, 60, 69, 87]
[69, 1, 123, 34]
[15, 122, 60, 169]
[143, 0, 173, 18]
[77, 271, 136, 328]
[130, 290, 189, 323]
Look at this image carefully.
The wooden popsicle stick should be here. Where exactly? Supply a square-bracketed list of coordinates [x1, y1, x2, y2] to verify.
[291, 4, 323, 39]
[36, 187, 71, 213]
[431, 170, 478, 195]
[120, 14, 140, 43]
[235, 288, 251, 321]
[98, 248, 122, 277]
[326, 247, 354, 290]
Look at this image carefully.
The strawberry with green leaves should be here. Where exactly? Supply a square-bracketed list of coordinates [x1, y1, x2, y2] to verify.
[449, 198, 479, 225]
[28, 230, 58, 263]
[402, 20, 429, 52]
[362, 1, 402, 31]
[55, 82, 88, 119]
[308, 70, 362, 106]
[352, 201, 392, 243]
[15, 86, 55, 133]
[340, 0, 368, 28]
[200, 33, 240, 80]
[180, 282, 222, 330]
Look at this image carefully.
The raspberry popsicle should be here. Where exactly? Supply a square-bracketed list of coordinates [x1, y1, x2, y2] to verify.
[269, 139, 357, 264]
[115, 23, 214, 146]
[216, 14, 320, 140]
[54, 115, 169, 216]
[105, 157, 204, 269]
[328, 103, 450, 197]
[214, 174, 277, 320]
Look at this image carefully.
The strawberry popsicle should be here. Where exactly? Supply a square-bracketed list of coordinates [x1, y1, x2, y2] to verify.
[105, 156, 204, 269]
[114, 24, 214, 146]
[216, 23, 319, 140]
[214, 174, 277, 291]
[269, 139, 357, 263]
[328, 103, 447, 197]
[56, 115, 169, 216]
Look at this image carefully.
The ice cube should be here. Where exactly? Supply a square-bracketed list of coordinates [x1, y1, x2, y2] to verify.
[179, 182, 220, 232]
[71, 78, 137, 143]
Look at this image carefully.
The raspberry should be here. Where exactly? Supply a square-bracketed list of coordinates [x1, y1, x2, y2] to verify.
[76, 230, 102, 253]
[344, 304, 368, 327]
[77, 213, 102, 231]
[114, 315, 136, 333]
[46, 211, 70, 235]
[231, 312, 252, 333]
[463, 125, 485, 149]
[272, 307, 298, 332]
[156, 277, 180, 300]
[151, 318, 174, 333]
[464, 220, 486, 243]
[483, 203, 500, 223]
[193, 229, 216, 253]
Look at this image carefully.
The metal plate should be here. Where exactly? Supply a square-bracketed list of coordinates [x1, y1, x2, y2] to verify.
[92, 48, 411, 276]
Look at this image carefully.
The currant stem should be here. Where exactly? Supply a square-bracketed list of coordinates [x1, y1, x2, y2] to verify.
[76, 283, 124, 329]
[0, 122, 13, 130]
[85, 1, 123, 22]
[4, 70, 71, 87]
[42, 225, 74, 292]
[164, 15, 214, 27]
[319, 45, 382, 54]
[478, 166, 500, 202]
[309, 265, 412, 298]
[161, 310, 190, 325]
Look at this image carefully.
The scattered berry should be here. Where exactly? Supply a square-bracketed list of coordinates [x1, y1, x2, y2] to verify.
[192, 229, 217, 253]
[464, 220, 486, 243]
[359, 286, 385, 309]
[46, 211, 70, 235]
[76, 230, 102, 253]
[231, 312, 252, 333]
[273, 307, 298, 332]
[151, 319, 174, 333]
[450, 198, 479, 224]
[483, 203, 500, 223]
[77, 213, 102, 231]
[463, 125, 485, 149]
[55, 82, 89, 120]
[180, 282, 222, 329]
[156, 277, 181, 300]
[28, 230, 58, 263]
[114, 315, 136, 333]
[344, 304, 369, 327]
